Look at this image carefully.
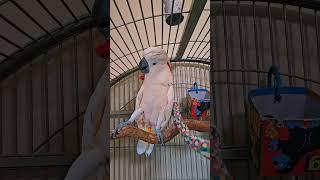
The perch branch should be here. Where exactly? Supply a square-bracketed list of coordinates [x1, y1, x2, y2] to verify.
[111, 119, 210, 144]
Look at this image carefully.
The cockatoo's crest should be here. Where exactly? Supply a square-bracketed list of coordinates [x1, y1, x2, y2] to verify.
[139, 47, 172, 80]
[143, 47, 169, 64]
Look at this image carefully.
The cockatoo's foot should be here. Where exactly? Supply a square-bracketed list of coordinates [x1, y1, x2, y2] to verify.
[155, 128, 164, 146]
[112, 120, 130, 138]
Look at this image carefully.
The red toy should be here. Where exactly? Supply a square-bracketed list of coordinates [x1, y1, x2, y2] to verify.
[95, 41, 110, 58]
[187, 82, 210, 118]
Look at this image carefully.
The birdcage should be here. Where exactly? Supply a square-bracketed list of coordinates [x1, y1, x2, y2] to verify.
[0, 0, 108, 179]
[1, 0, 320, 179]
[109, 0, 211, 179]
[212, 0, 320, 179]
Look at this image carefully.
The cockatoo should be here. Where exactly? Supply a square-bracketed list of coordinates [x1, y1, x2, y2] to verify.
[113, 47, 174, 157]
[65, 70, 108, 180]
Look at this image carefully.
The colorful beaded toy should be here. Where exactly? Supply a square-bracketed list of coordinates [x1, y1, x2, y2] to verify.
[172, 102, 230, 177]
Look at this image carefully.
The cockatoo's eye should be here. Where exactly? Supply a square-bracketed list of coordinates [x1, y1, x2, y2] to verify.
[152, 63, 157, 65]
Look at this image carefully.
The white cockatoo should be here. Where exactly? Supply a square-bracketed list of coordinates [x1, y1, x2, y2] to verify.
[113, 47, 174, 157]
[65, 70, 108, 180]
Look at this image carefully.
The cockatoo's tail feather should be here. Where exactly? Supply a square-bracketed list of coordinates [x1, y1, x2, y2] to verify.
[136, 127, 154, 156]
[137, 140, 148, 155]
[145, 144, 154, 157]
[145, 127, 154, 157]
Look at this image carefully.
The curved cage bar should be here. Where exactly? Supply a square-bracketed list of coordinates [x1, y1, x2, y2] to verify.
[110, 0, 210, 80]
[109, 0, 212, 179]
[0, 26, 106, 178]
[0, 0, 95, 79]
[1, 0, 320, 179]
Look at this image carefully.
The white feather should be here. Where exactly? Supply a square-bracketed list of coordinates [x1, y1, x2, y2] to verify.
[135, 47, 174, 156]
[137, 140, 148, 155]
[65, 70, 107, 180]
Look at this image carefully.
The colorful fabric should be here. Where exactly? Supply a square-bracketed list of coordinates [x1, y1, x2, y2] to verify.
[172, 102, 230, 177]
[187, 82, 210, 118]
[248, 65, 320, 176]
[191, 99, 210, 118]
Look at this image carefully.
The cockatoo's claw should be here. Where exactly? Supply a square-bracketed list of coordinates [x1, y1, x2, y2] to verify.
[114, 120, 130, 134]
[111, 132, 116, 139]
[155, 128, 164, 146]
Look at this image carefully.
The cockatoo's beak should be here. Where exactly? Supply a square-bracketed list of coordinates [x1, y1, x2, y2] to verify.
[138, 58, 149, 74]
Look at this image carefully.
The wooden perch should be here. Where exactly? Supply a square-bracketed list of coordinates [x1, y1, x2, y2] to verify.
[111, 119, 210, 144]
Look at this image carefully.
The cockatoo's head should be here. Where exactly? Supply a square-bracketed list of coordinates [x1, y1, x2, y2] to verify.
[138, 47, 171, 74]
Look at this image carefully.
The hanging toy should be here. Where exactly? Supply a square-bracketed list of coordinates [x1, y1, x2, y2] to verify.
[164, 0, 184, 26]
[172, 102, 230, 177]
[187, 82, 210, 118]
[172, 102, 210, 158]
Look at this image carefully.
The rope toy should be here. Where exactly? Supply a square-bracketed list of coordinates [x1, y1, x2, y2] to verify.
[172, 102, 230, 177]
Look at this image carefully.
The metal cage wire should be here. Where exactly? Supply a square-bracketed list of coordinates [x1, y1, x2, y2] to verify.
[212, 0, 320, 179]
[110, 62, 210, 180]
[0, 0, 96, 80]
[1, 0, 320, 179]
[110, 0, 211, 179]
[109, 0, 210, 80]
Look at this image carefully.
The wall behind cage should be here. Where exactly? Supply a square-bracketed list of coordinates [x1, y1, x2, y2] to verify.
[0, 28, 105, 179]
[110, 62, 210, 180]
[212, 1, 320, 180]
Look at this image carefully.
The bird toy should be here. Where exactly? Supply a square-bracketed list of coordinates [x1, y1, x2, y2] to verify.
[172, 102, 230, 178]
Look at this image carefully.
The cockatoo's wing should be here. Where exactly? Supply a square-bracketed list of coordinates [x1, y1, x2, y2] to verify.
[82, 70, 107, 149]
[64, 148, 107, 180]
[136, 114, 148, 155]
[160, 84, 174, 129]
[135, 83, 150, 155]
[137, 140, 148, 155]
[135, 83, 144, 110]
[65, 70, 107, 180]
